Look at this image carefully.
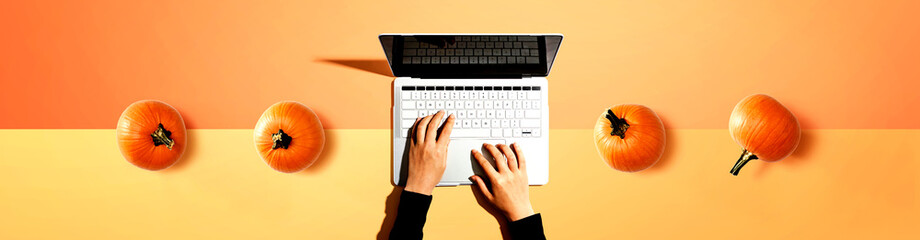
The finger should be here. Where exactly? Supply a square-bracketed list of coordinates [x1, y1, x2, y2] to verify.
[409, 117, 422, 144]
[512, 143, 526, 171]
[425, 110, 445, 143]
[472, 149, 499, 179]
[484, 143, 510, 173]
[469, 175, 494, 201]
[437, 114, 455, 146]
[416, 115, 433, 143]
[499, 143, 518, 171]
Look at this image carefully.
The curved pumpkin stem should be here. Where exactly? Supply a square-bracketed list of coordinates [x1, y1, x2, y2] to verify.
[272, 129, 292, 149]
[730, 149, 758, 176]
[605, 109, 630, 139]
[150, 123, 175, 150]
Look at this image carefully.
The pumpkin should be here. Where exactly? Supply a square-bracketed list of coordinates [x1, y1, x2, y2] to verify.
[728, 94, 800, 176]
[593, 104, 666, 172]
[116, 100, 187, 171]
[253, 101, 325, 173]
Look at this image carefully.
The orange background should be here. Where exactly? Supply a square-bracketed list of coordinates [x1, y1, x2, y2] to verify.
[2, 0, 920, 239]
[1, 0, 919, 129]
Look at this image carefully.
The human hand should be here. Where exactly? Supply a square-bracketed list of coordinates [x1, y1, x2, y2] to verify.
[470, 143, 535, 221]
[404, 110, 455, 195]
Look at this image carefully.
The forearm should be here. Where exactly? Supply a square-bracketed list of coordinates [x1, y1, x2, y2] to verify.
[509, 213, 546, 240]
[388, 190, 433, 240]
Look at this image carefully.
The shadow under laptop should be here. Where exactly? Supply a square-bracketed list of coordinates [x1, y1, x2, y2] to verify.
[315, 59, 393, 77]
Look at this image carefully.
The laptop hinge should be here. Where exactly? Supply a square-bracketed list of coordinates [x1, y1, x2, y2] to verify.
[521, 74, 532, 78]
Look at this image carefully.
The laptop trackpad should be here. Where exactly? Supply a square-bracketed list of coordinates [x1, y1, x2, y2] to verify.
[442, 139, 505, 184]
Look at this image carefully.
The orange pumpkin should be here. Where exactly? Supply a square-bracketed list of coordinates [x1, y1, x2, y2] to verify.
[116, 100, 187, 171]
[253, 101, 325, 173]
[728, 94, 800, 176]
[593, 104, 666, 172]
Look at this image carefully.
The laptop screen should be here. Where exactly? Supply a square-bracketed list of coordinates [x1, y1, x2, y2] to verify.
[380, 34, 563, 78]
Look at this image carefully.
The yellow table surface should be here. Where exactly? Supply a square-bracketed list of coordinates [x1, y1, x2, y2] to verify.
[1, 129, 917, 239]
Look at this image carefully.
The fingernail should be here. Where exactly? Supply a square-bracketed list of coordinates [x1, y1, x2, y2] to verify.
[468, 176, 474, 181]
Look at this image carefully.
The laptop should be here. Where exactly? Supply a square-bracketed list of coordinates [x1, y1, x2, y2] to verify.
[380, 34, 563, 186]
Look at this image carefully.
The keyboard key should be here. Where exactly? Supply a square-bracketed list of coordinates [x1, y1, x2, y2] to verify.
[402, 110, 418, 119]
[403, 101, 416, 109]
[526, 57, 539, 64]
[525, 110, 540, 118]
[521, 119, 540, 128]
[452, 129, 490, 138]
[518, 36, 538, 41]
[527, 91, 540, 99]
[402, 119, 416, 129]
[492, 129, 503, 138]
[522, 42, 538, 48]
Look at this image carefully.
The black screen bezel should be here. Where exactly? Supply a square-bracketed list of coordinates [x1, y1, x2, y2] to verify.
[388, 35, 548, 78]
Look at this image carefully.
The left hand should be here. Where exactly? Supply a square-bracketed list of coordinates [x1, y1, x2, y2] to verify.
[404, 110, 455, 195]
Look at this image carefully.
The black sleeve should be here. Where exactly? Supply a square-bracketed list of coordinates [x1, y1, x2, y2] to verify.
[388, 190, 433, 240]
[508, 213, 546, 240]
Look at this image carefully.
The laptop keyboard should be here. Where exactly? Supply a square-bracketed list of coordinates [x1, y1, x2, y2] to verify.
[401, 36, 541, 65]
[399, 85, 543, 138]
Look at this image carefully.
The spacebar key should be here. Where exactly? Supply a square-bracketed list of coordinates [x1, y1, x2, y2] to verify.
[450, 129, 491, 138]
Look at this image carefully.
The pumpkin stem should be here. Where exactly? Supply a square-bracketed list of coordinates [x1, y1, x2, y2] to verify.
[150, 123, 174, 150]
[605, 109, 630, 139]
[730, 149, 759, 176]
[271, 129, 292, 149]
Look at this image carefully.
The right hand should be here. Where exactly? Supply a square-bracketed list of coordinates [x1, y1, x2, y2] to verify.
[470, 143, 536, 221]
